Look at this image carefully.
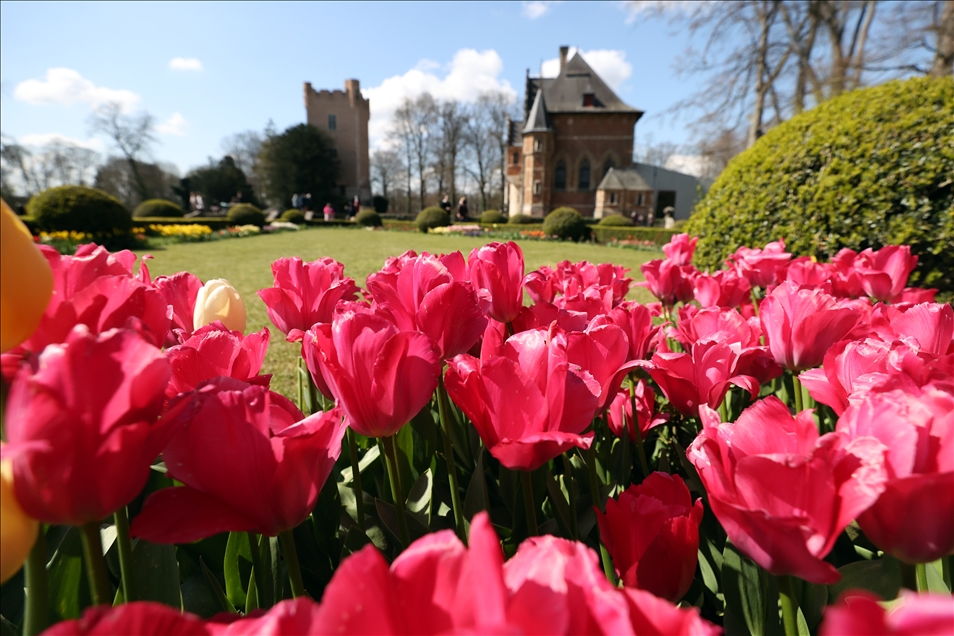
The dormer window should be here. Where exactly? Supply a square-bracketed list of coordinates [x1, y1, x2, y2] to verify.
[583, 93, 595, 107]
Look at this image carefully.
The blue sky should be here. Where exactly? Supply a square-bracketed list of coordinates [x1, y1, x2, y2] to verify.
[1, 1, 700, 175]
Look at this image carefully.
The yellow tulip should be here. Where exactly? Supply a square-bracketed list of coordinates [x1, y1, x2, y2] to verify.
[0, 452, 39, 583]
[193, 278, 246, 333]
[1, 199, 54, 352]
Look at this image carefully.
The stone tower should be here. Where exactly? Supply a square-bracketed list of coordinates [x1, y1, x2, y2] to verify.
[521, 89, 552, 216]
[304, 79, 371, 204]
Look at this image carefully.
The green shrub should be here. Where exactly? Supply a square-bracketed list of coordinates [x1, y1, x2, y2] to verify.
[480, 209, 505, 224]
[686, 76, 954, 294]
[543, 207, 589, 241]
[355, 208, 383, 227]
[509, 213, 540, 224]
[30, 185, 132, 234]
[281, 209, 306, 224]
[416, 206, 450, 233]
[227, 203, 266, 228]
[372, 195, 389, 214]
[593, 226, 680, 245]
[132, 199, 183, 218]
[598, 214, 634, 226]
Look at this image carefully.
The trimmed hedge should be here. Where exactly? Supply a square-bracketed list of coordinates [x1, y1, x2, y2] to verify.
[355, 209, 383, 227]
[30, 186, 132, 234]
[686, 76, 954, 294]
[416, 206, 450, 233]
[227, 203, 266, 228]
[480, 209, 505, 224]
[598, 214, 634, 226]
[133, 199, 183, 218]
[543, 207, 589, 241]
[372, 195, 389, 214]
[281, 209, 306, 224]
[592, 226, 680, 245]
[509, 213, 541, 224]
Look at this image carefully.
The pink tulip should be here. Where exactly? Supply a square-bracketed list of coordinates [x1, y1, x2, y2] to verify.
[623, 588, 721, 636]
[688, 396, 887, 584]
[661, 233, 698, 266]
[853, 245, 918, 302]
[760, 280, 859, 371]
[304, 305, 440, 438]
[870, 302, 954, 357]
[829, 248, 865, 298]
[257, 257, 359, 342]
[40, 601, 210, 636]
[164, 323, 271, 397]
[897, 287, 936, 303]
[367, 251, 486, 359]
[511, 301, 589, 334]
[468, 241, 525, 323]
[444, 326, 600, 471]
[603, 301, 660, 361]
[820, 591, 954, 636]
[207, 598, 321, 635]
[596, 472, 703, 601]
[785, 257, 835, 289]
[606, 381, 668, 442]
[798, 338, 897, 415]
[4, 326, 170, 525]
[152, 271, 203, 345]
[675, 306, 760, 350]
[566, 322, 638, 414]
[693, 269, 752, 309]
[727, 239, 792, 288]
[638, 259, 696, 306]
[131, 379, 345, 542]
[837, 385, 954, 563]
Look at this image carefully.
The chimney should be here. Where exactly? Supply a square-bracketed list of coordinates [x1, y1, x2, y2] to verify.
[559, 46, 569, 74]
[304, 82, 312, 108]
[345, 79, 360, 107]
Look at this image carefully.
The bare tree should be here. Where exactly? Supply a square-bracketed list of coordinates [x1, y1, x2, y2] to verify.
[432, 100, 467, 204]
[88, 102, 156, 202]
[933, 0, 954, 76]
[221, 130, 264, 200]
[816, 0, 878, 96]
[696, 129, 746, 180]
[388, 94, 438, 212]
[370, 148, 403, 199]
[634, 132, 682, 167]
[462, 92, 510, 211]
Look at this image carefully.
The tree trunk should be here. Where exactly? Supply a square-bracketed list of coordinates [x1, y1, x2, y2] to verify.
[126, 157, 149, 203]
[747, 2, 772, 148]
[932, 0, 954, 77]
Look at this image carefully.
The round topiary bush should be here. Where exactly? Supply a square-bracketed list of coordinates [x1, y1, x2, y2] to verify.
[416, 206, 450, 233]
[227, 203, 266, 228]
[281, 209, 306, 224]
[543, 207, 589, 241]
[508, 213, 539, 224]
[132, 199, 183, 218]
[372, 195, 389, 214]
[355, 208, 383, 227]
[598, 214, 634, 226]
[480, 209, 505, 224]
[686, 76, 954, 294]
[30, 185, 132, 234]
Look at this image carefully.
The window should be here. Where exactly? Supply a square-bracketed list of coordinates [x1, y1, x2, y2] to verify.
[610, 192, 617, 204]
[602, 158, 616, 179]
[328, 114, 337, 131]
[554, 160, 567, 191]
[512, 152, 519, 165]
[578, 158, 591, 190]
[533, 181, 541, 195]
[534, 139, 542, 152]
[637, 193, 644, 206]
[583, 93, 595, 107]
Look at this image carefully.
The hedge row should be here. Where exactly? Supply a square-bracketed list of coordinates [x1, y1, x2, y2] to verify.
[591, 226, 680, 245]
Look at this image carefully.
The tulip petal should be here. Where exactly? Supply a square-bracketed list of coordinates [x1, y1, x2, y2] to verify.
[131, 486, 257, 543]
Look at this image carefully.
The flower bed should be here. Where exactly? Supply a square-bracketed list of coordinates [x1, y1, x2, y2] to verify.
[2, 197, 952, 636]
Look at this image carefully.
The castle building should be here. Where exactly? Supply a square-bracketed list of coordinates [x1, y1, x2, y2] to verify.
[506, 47, 644, 217]
[304, 79, 371, 203]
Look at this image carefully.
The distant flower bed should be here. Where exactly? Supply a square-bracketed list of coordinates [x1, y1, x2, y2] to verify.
[264, 221, 301, 233]
[430, 224, 485, 237]
[606, 237, 662, 252]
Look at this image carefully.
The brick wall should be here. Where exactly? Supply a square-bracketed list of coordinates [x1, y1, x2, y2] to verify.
[304, 80, 371, 202]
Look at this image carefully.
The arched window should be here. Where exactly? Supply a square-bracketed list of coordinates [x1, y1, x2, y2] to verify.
[602, 158, 616, 179]
[578, 158, 591, 191]
[554, 160, 567, 191]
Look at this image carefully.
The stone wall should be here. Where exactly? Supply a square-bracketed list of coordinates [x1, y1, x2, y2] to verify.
[304, 79, 371, 202]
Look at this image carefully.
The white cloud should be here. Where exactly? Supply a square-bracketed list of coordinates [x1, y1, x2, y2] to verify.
[664, 154, 712, 178]
[522, 1, 560, 19]
[541, 48, 632, 91]
[13, 68, 140, 112]
[18, 132, 105, 152]
[363, 49, 517, 149]
[156, 112, 188, 136]
[169, 57, 203, 72]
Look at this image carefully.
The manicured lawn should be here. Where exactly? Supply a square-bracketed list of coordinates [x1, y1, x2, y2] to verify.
[136, 227, 659, 398]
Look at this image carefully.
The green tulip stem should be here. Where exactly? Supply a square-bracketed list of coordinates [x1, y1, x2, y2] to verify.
[520, 470, 539, 536]
[80, 522, 111, 606]
[296, 358, 305, 413]
[778, 574, 799, 636]
[916, 562, 929, 592]
[585, 445, 603, 511]
[113, 507, 135, 603]
[23, 530, 49, 636]
[382, 434, 411, 548]
[437, 377, 466, 539]
[246, 532, 269, 608]
[279, 530, 306, 599]
[347, 428, 366, 532]
[792, 374, 805, 413]
[750, 287, 761, 319]
[561, 453, 579, 540]
[629, 382, 650, 479]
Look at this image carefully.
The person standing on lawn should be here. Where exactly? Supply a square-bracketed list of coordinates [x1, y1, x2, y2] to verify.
[323, 202, 335, 222]
[457, 196, 468, 221]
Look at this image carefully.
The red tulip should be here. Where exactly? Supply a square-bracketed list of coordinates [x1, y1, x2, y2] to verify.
[727, 239, 791, 288]
[870, 302, 954, 357]
[784, 257, 835, 289]
[566, 322, 638, 414]
[837, 385, 954, 563]
[661, 233, 698, 266]
[820, 591, 954, 636]
[305, 305, 440, 438]
[674, 306, 760, 350]
[4, 327, 170, 525]
[525, 260, 632, 319]
[853, 245, 918, 302]
[638, 259, 696, 306]
[693, 269, 752, 309]
[40, 601, 209, 636]
[511, 301, 589, 334]
[606, 381, 668, 442]
[596, 472, 703, 601]
[760, 280, 859, 371]
[468, 241, 525, 323]
[897, 287, 936, 303]
[623, 588, 721, 636]
[602, 301, 660, 361]
[207, 598, 322, 635]
[257, 256, 359, 343]
[152, 271, 202, 345]
[131, 379, 345, 542]
[444, 326, 600, 471]
[688, 396, 887, 584]
[367, 250, 487, 359]
[164, 323, 271, 397]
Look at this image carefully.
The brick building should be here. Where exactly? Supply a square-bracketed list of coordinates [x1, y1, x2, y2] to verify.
[506, 47, 644, 217]
[304, 79, 372, 203]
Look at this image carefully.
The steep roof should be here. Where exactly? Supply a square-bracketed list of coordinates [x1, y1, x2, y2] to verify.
[597, 167, 652, 191]
[522, 89, 551, 133]
[526, 52, 642, 116]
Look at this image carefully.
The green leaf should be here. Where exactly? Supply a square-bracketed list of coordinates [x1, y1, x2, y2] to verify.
[925, 559, 949, 593]
[181, 572, 225, 619]
[722, 540, 779, 636]
[245, 567, 258, 613]
[828, 556, 901, 602]
[544, 467, 573, 539]
[47, 526, 88, 621]
[339, 526, 372, 562]
[396, 424, 417, 487]
[0, 615, 17, 636]
[129, 539, 181, 609]
[224, 532, 253, 608]
[463, 448, 489, 520]
[199, 556, 237, 614]
[406, 468, 433, 517]
[256, 535, 273, 608]
[268, 536, 283, 605]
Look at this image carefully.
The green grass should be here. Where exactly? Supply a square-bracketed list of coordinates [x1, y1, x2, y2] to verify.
[136, 227, 658, 399]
